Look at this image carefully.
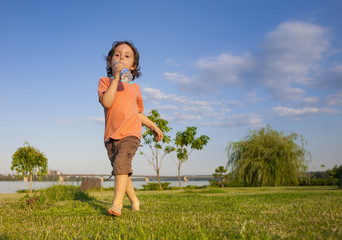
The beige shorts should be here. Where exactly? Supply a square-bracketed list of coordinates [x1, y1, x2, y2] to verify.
[104, 136, 140, 176]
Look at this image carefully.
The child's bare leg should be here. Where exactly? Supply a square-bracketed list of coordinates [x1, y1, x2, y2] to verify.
[108, 174, 128, 216]
[113, 174, 128, 208]
[125, 176, 139, 211]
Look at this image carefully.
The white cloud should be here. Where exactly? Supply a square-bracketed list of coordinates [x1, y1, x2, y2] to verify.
[141, 87, 260, 127]
[301, 96, 320, 105]
[259, 21, 329, 81]
[272, 106, 340, 117]
[182, 106, 203, 112]
[221, 107, 232, 113]
[201, 113, 262, 127]
[166, 58, 179, 66]
[164, 21, 333, 102]
[156, 105, 178, 111]
[85, 117, 105, 124]
[142, 87, 220, 110]
[326, 91, 342, 106]
[163, 72, 193, 86]
[174, 113, 202, 121]
[245, 89, 267, 104]
[161, 112, 201, 124]
[142, 87, 188, 105]
[196, 52, 253, 88]
[226, 100, 244, 108]
[255, 21, 330, 100]
[142, 87, 212, 123]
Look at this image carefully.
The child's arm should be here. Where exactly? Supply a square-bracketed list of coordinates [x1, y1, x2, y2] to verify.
[138, 113, 164, 142]
[100, 62, 125, 108]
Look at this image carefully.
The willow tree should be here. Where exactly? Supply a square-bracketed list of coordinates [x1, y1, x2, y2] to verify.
[140, 110, 174, 190]
[175, 126, 209, 189]
[226, 125, 310, 187]
[11, 141, 48, 193]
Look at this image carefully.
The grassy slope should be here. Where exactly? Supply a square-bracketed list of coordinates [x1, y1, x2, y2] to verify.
[0, 186, 341, 239]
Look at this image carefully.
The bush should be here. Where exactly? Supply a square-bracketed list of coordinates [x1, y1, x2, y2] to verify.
[39, 185, 91, 202]
[19, 185, 92, 209]
[141, 182, 171, 191]
[210, 179, 249, 188]
[299, 178, 338, 186]
[183, 185, 207, 189]
[16, 189, 36, 193]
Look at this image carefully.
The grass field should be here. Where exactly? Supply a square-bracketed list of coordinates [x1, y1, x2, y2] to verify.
[0, 186, 341, 239]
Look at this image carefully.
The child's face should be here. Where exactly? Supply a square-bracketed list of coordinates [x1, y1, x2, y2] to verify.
[111, 43, 135, 71]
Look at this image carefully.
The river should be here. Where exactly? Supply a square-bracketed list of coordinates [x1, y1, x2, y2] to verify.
[0, 180, 210, 194]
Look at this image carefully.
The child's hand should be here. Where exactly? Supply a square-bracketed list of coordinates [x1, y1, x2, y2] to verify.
[138, 113, 164, 142]
[151, 125, 163, 142]
[113, 61, 125, 79]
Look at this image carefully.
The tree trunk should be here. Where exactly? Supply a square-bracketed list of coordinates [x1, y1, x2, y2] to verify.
[157, 169, 162, 190]
[178, 165, 182, 189]
[29, 174, 32, 193]
[155, 148, 162, 190]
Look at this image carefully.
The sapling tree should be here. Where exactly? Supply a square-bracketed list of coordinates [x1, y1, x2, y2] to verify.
[212, 166, 229, 188]
[11, 141, 48, 193]
[140, 110, 175, 190]
[174, 126, 209, 189]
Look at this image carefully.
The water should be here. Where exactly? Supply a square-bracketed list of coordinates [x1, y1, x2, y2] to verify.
[0, 180, 210, 194]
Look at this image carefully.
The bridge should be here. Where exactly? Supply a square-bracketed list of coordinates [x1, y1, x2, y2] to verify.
[29, 174, 214, 183]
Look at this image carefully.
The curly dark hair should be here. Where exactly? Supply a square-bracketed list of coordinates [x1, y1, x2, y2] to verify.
[105, 41, 141, 80]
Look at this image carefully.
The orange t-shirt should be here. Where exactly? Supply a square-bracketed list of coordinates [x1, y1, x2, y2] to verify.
[98, 77, 144, 142]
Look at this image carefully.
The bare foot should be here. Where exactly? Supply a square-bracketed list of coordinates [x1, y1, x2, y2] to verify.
[108, 205, 122, 216]
[131, 201, 140, 211]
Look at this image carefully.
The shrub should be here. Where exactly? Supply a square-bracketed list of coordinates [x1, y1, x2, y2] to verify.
[210, 179, 246, 188]
[39, 185, 91, 202]
[16, 189, 35, 193]
[142, 182, 171, 191]
[183, 185, 207, 189]
[299, 178, 338, 186]
[19, 185, 92, 209]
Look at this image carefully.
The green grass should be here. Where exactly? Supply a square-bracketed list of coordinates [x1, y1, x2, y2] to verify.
[0, 186, 341, 239]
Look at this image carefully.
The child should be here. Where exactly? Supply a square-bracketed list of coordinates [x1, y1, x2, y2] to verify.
[98, 41, 163, 216]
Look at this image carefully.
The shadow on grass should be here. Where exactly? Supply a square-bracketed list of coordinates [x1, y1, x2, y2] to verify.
[0, 234, 10, 240]
[82, 198, 109, 215]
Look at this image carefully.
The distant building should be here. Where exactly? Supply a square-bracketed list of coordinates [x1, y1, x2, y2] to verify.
[47, 170, 62, 175]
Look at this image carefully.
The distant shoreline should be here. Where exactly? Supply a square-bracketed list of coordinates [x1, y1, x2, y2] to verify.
[0, 175, 214, 182]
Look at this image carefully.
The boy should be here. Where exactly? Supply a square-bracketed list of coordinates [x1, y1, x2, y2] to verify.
[98, 41, 163, 216]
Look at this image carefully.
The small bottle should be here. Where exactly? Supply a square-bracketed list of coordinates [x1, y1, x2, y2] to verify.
[114, 61, 133, 83]
[120, 68, 133, 83]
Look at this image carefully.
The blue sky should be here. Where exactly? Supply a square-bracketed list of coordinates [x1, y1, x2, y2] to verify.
[1, 0, 342, 176]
